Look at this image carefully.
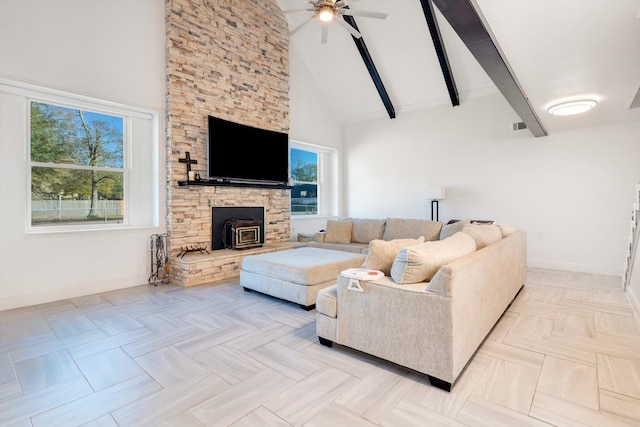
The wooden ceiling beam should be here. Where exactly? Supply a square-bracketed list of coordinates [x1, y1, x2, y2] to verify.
[342, 13, 396, 119]
[431, 0, 547, 137]
[419, 0, 459, 107]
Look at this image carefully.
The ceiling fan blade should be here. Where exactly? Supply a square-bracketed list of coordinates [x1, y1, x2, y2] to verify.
[281, 8, 314, 14]
[339, 9, 388, 19]
[290, 16, 315, 36]
[335, 17, 362, 38]
[321, 24, 328, 44]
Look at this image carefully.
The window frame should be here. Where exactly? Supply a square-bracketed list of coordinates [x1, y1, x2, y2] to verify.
[0, 77, 158, 234]
[290, 140, 334, 217]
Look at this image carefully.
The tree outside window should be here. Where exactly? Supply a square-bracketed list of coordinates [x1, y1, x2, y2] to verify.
[30, 101, 125, 226]
[290, 148, 318, 215]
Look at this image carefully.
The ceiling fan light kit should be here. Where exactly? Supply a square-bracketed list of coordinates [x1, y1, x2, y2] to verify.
[547, 99, 598, 116]
[284, 0, 387, 43]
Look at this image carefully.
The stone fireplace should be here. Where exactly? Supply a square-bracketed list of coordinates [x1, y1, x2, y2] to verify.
[164, 0, 290, 286]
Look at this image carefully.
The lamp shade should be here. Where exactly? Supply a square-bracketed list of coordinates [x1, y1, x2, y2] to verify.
[426, 186, 446, 200]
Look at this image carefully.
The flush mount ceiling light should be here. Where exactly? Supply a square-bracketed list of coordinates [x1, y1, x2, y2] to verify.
[547, 99, 597, 116]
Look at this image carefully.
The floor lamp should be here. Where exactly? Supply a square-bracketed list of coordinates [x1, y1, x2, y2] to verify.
[426, 186, 446, 221]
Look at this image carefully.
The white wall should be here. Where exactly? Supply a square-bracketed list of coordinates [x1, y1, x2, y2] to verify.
[343, 93, 640, 276]
[288, 43, 345, 235]
[0, 0, 166, 310]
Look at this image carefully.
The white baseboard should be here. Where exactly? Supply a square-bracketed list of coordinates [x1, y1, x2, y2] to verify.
[0, 276, 148, 311]
[527, 258, 623, 277]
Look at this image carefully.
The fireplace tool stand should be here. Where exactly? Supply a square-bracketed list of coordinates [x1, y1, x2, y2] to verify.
[149, 233, 169, 286]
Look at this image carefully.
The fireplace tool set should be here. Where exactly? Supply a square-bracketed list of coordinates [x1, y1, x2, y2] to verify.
[148, 233, 169, 286]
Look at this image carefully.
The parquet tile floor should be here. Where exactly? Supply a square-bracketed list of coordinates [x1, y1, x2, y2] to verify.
[1, 268, 639, 426]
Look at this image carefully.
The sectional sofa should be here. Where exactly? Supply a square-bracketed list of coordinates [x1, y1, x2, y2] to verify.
[312, 218, 527, 391]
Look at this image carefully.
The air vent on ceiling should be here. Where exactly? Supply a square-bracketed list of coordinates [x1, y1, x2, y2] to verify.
[512, 121, 527, 131]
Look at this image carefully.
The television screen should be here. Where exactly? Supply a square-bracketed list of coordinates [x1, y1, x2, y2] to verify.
[207, 115, 289, 184]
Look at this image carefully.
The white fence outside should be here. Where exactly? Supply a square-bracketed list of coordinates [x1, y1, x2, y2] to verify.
[32, 199, 123, 220]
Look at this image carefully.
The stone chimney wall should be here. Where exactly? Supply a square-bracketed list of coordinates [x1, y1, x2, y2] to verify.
[165, 0, 290, 280]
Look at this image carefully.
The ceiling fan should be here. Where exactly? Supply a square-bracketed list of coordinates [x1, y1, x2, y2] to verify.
[282, 0, 387, 44]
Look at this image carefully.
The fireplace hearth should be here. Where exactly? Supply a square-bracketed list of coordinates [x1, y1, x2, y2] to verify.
[211, 207, 265, 250]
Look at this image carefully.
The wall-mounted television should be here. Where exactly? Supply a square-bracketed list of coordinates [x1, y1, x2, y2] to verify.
[207, 115, 289, 185]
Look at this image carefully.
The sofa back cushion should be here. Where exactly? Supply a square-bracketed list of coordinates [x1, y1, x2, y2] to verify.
[324, 219, 354, 243]
[351, 218, 386, 243]
[361, 237, 425, 275]
[390, 232, 476, 284]
[382, 218, 443, 242]
[439, 219, 471, 240]
[462, 224, 502, 249]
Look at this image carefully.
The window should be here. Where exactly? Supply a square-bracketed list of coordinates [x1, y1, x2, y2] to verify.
[29, 101, 126, 227]
[1, 78, 158, 232]
[290, 146, 319, 215]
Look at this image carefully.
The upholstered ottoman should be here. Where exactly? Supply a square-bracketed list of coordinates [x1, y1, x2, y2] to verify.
[239, 247, 366, 310]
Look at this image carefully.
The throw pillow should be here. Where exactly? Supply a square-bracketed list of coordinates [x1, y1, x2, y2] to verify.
[361, 237, 425, 275]
[382, 218, 443, 241]
[324, 219, 353, 244]
[351, 218, 386, 243]
[494, 222, 517, 238]
[462, 224, 502, 249]
[439, 219, 471, 240]
[390, 232, 476, 284]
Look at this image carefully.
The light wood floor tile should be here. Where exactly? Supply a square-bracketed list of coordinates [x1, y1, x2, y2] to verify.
[334, 364, 419, 423]
[67, 327, 153, 359]
[456, 395, 553, 427]
[155, 410, 207, 427]
[595, 312, 640, 339]
[192, 344, 267, 385]
[91, 313, 144, 335]
[552, 313, 595, 337]
[30, 374, 161, 427]
[134, 345, 208, 388]
[111, 373, 229, 426]
[301, 342, 379, 379]
[597, 353, 640, 399]
[599, 389, 640, 423]
[379, 399, 467, 427]
[248, 341, 323, 381]
[403, 355, 490, 419]
[0, 378, 93, 426]
[264, 366, 356, 427]
[79, 414, 120, 427]
[75, 347, 145, 391]
[10, 329, 106, 363]
[304, 404, 378, 427]
[471, 357, 539, 414]
[227, 323, 295, 353]
[0, 268, 638, 426]
[13, 349, 83, 394]
[536, 356, 599, 410]
[191, 369, 295, 427]
[230, 406, 290, 427]
[530, 391, 639, 427]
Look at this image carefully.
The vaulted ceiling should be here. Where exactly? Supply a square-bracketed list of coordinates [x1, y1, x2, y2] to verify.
[276, 0, 640, 136]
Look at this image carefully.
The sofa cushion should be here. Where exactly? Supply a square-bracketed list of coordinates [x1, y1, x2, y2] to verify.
[306, 241, 369, 254]
[351, 218, 386, 243]
[495, 223, 517, 238]
[382, 218, 443, 242]
[439, 219, 471, 240]
[462, 224, 502, 249]
[362, 237, 425, 275]
[324, 219, 353, 243]
[316, 284, 338, 318]
[390, 232, 477, 284]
